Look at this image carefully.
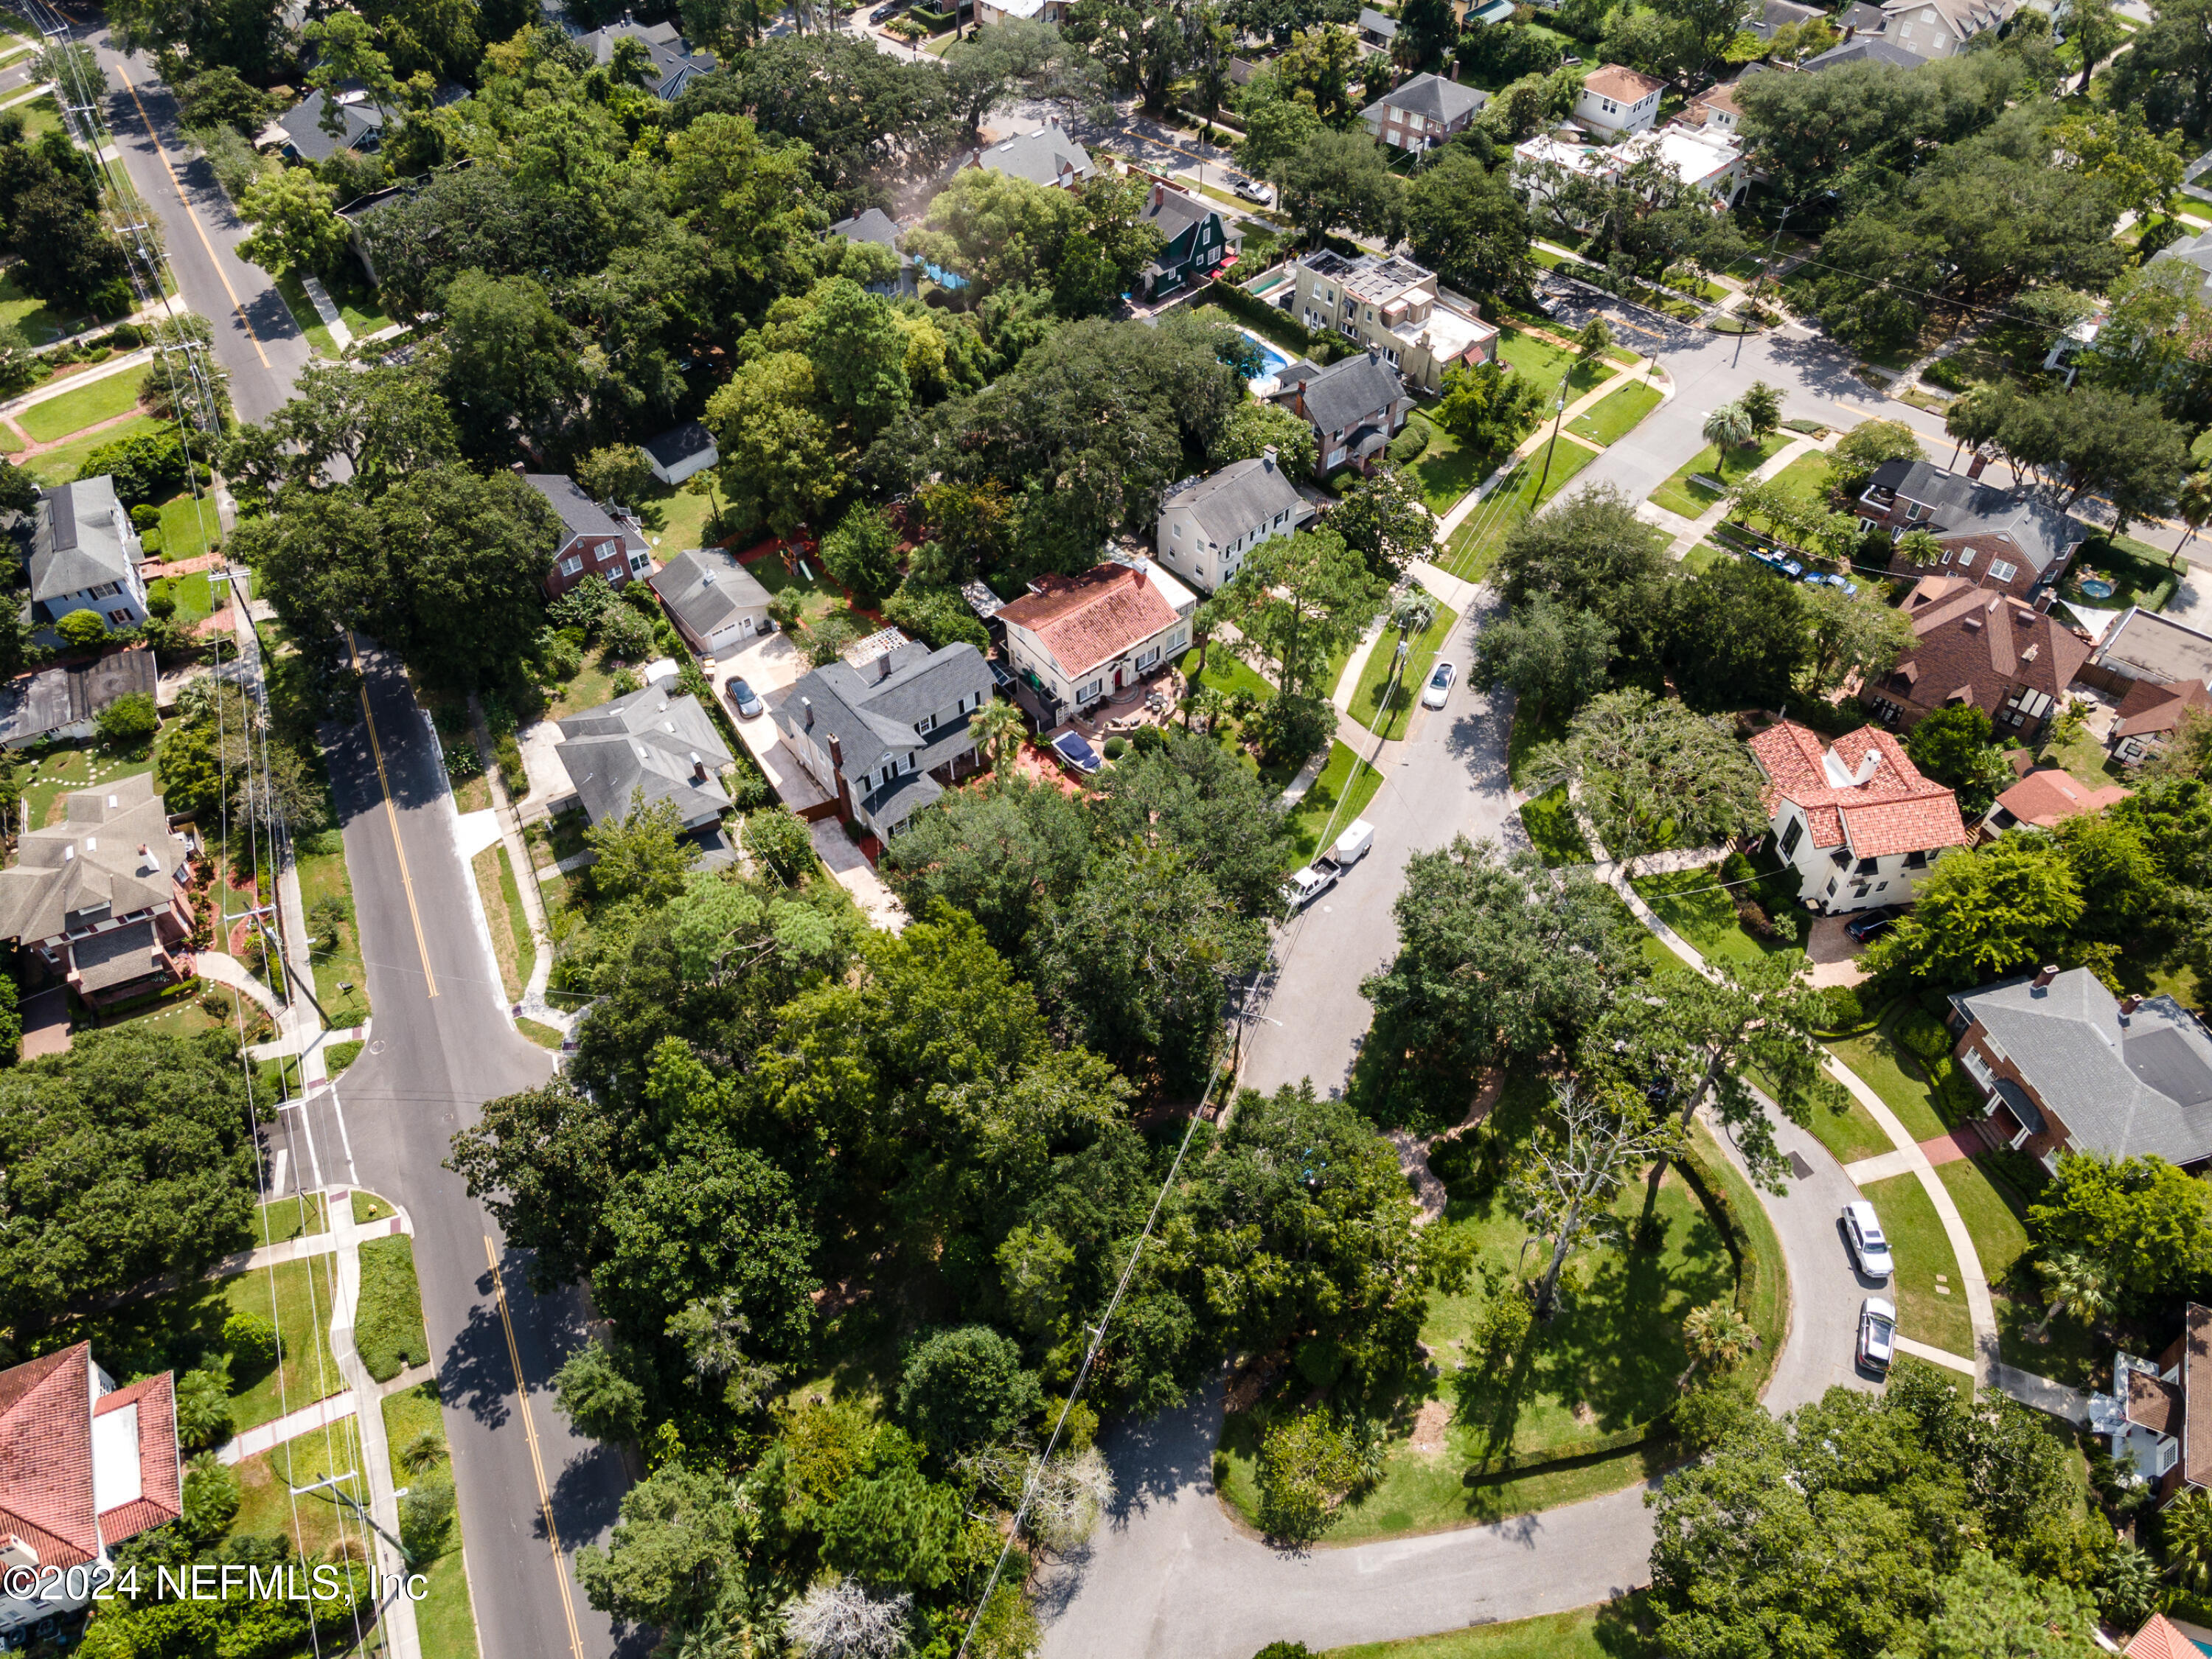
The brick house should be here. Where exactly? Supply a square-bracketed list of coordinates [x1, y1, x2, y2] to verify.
[524, 473, 654, 600]
[1268, 349, 1414, 475]
[0, 1345, 181, 1641]
[2111, 677, 2212, 765]
[1857, 459, 2090, 599]
[0, 776, 195, 1004]
[1947, 965, 2212, 1172]
[1360, 72, 1487, 152]
[1746, 719, 1971, 914]
[1862, 575, 2093, 740]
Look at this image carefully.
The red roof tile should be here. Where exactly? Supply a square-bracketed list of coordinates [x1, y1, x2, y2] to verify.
[2129, 1615, 2202, 1659]
[0, 1345, 180, 1570]
[1991, 768, 2129, 829]
[997, 563, 1181, 680]
[93, 1371, 181, 1542]
[1747, 720, 1970, 858]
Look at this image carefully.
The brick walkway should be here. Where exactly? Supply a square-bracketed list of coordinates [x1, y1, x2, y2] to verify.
[1917, 1121, 2002, 1167]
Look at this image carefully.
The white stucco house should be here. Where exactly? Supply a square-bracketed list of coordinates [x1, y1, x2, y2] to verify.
[1747, 719, 1972, 914]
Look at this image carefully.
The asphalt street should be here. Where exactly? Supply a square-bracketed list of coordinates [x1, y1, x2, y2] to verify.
[282, 639, 635, 1659]
[87, 25, 312, 423]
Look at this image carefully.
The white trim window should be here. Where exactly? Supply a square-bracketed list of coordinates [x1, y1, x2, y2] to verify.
[1135, 645, 1160, 671]
[1078, 679, 1103, 703]
[560, 555, 583, 576]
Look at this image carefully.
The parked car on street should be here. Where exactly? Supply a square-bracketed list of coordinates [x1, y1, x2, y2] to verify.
[1844, 905, 1901, 942]
[725, 677, 765, 720]
[1281, 864, 1338, 911]
[1858, 1297, 1897, 1371]
[870, 0, 906, 17]
[1843, 1200, 1894, 1279]
[1232, 176, 1271, 204]
[1422, 661, 1456, 709]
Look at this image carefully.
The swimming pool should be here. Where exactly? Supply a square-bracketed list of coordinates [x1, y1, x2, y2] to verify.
[1237, 327, 1298, 394]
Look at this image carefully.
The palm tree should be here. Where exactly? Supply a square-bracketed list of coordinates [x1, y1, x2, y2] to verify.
[1703, 401, 1755, 458]
[2030, 1250, 2115, 1340]
[1896, 527, 1947, 568]
[2168, 1491, 2212, 1595]
[972, 698, 1026, 773]
[1188, 594, 1227, 693]
[1190, 686, 1230, 734]
[1677, 1298, 1759, 1388]
[2175, 470, 2212, 573]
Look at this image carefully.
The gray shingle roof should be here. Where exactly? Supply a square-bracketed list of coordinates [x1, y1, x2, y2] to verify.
[973, 122, 1093, 189]
[1800, 36, 1924, 69]
[641, 421, 715, 470]
[650, 548, 772, 640]
[1284, 350, 1405, 437]
[1359, 6, 1398, 36]
[72, 919, 161, 992]
[0, 775, 185, 947]
[1159, 454, 1308, 548]
[772, 642, 991, 827]
[1365, 72, 1485, 125]
[554, 686, 734, 830]
[577, 18, 714, 97]
[1951, 968, 2212, 1163]
[1141, 188, 1214, 243]
[830, 207, 904, 251]
[1745, 0, 1823, 36]
[1865, 459, 2087, 580]
[31, 479, 136, 603]
[524, 474, 625, 546]
[275, 94, 384, 162]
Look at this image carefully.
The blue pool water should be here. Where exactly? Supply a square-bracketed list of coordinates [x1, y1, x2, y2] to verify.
[1237, 327, 1297, 391]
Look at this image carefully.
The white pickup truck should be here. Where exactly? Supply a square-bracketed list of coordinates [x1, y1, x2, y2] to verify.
[1279, 820, 1377, 912]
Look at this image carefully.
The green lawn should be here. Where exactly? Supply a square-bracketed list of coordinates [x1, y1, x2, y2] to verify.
[0, 269, 105, 347]
[1179, 641, 1274, 702]
[1327, 1599, 1654, 1658]
[1286, 740, 1384, 869]
[156, 490, 220, 563]
[518, 1015, 567, 1049]
[1519, 785, 1591, 866]
[254, 1192, 327, 1246]
[1757, 451, 1832, 518]
[16, 92, 62, 141]
[1347, 599, 1459, 740]
[1496, 326, 1616, 404]
[2037, 722, 2126, 791]
[24, 413, 166, 486]
[225, 1255, 348, 1431]
[1628, 859, 1809, 966]
[356, 1235, 429, 1382]
[1861, 1172, 1973, 1357]
[1682, 542, 1731, 574]
[384, 1385, 481, 1659]
[473, 843, 534, 1002]
[1804, 1088, 1895, 1166]
[270, 268, 336, 358]
[21, 746, 154, 829]
[1438, 439, 1598, 582]
[18, 369, 144, 443]
[147, 569, 216, 625]
[1408, 416, 1497, 515]
[1566, 381, 1663, 448]
[230, 1415, 367, 1564]
[1649, 432, 1792, 520]
[1827, 1032, 1950, 1144]
[296, 808, 369, 1029]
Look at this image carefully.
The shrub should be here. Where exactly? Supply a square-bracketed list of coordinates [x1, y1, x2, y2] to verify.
[1922, 355, 1972, 393]
[1812, 983, 1867, 1033]
[179, 1457, 240, 1545]
[1719, 849, 1756, 886]
[399, 1475, 456, 1561]
[95, 692, 159, 748]
[130, 503, 161, 531]
[146, 585, 176, 619]
[1387, 414, 1430, 465]
[222, 1310, 280, 1373]
[1733, 897, 1775, 937]
[1103, 735, 1127, 760]
[1254, 1646, 1318, 1659]
[610, 667, 641, 696]
[55, 609, 108, 650]
[897, 1325, 1043, 1456]
[1469, 1284, 1534, 1367]
[1256, 1409, 1360, 1543]
[1293, 1336, 1344, 1388]
[599, 604, 654, 661]
[79, 427, 187, 506]
[1894, 1008, 1954, 1065]
[743, 806, 815, 886]
[173, 1359, 234, 1451]
[883, 580, 989, 651]
[1129, 723, 1169, 755]
[443, 740, 482, 782]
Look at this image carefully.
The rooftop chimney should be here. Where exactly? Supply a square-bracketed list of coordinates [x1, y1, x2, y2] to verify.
[827, 733, 844, 771]
[1966, 451, 1988, 479]
[1262, 445, 1278, 471]
[1853, 748, 1880, 785]
[801, 696, 813, 730]
[509, 461, 526, 476]
[2121, 994, 2143, 1016]
[2033, 964, 2059, 989]
[878, 652, 893, 681]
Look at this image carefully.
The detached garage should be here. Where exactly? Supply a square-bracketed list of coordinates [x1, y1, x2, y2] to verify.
[651, 547, 773, 657]
[641, 420, 719, 486]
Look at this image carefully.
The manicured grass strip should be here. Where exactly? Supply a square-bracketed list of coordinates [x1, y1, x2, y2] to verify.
[1827, 1031, 1950, 1144]
[229, 1416, 366, 1561]
[254, 1192, 327, 1246]
[1682, 542, 1731, 573]
[1649, 431, 1791, 520]
[325, 1038, 364, 1075]
[1519, 784, 1591, 866]
[1439, 438, 1597, 582]
[1566, 380, 1663, 448]
[497, 846, 534, 995]
[1496, 325, 1615, 403]
[156, 490, 220, 563]
[473, 844, 524, 1003]
[269, 267, 336, 356]
[1804, 1085, 1893, 1166]
[1327, 1596, 1652, 1658]
[17, 370, 143, 442]
[1860, 1172, 1973, 1358]
[24, 412, 164, 486]
[355, 1234, 429, 1382]
[1408, 416, 1497, 515]
[382, 1384, 481, 1659]
[1287, 740, 1385, 869]
[223, 1255, 346, 1432]
[517, 1016, 567, 1049]
[1349, 599, 1459, 740]
[353, 1190, 394, 1224]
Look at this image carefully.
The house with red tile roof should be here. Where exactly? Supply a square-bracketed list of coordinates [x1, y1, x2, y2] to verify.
[1864, 575, 2092, 741]
[0, 1343, 181, 1641]
[995, 558, 1195, 725]
[1980, 767, 2129, 839]
[2110, 676, 2212, 767]
[1747, 719, 1971, 914]
[2127, 1610, 2211, 1658]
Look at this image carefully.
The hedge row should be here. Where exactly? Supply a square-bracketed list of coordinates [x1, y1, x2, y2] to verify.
[1676, 1137, 1769, 1338]
[1205, 279, 1347, 364]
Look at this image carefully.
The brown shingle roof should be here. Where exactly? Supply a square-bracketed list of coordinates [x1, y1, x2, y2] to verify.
[2115, 676, 2212, 740]
[1584, 63, 1663, 101]
[1989, 768, 2129, 829]
[2129, 1365, 2183, 1435]
[1876, 586, 2092, 723]
[1748, 720, 1970, 857]
[2185, 1302, 2212, 1489]
[996, 564, 1181, 680]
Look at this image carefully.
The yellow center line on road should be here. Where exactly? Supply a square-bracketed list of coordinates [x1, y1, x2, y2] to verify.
[484, 1237, 587, 1659]
[347, 631, 438, 997]
[111, 62, 272, 368]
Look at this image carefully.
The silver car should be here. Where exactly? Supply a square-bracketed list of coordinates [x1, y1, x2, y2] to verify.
[1858, 1297, 1897, 1371]
[1422, 661, 1456, 709]
[1843, 1200, 1894, 1279]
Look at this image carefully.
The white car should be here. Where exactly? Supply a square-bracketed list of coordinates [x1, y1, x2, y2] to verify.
[1843, 1200, 1893, 1280]
[1422, 661, 1456, 709]
[1858, 1297, 1897, 1371]
[1280, 865, 1338, 911]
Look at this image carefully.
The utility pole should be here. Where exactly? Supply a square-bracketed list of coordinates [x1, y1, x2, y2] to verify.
[1731, 205, 1792, 371]
[1531, 381, 1569, 502]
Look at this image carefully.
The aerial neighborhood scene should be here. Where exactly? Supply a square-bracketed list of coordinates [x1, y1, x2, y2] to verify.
[7, 0, 2212, 1649]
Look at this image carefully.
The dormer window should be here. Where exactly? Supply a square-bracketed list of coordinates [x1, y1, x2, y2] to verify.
[917, 712, 937, 735]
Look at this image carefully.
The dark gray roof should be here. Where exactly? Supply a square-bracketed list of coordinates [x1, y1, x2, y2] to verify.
[1364, 72, 1486, 124]
[1801, 36, 1924, 68]
[577, 18, 715, 97]
[72, 919, 161, 992]
[772, 642, 991, 825]
[830, 207, 904, 251]
[0, 644, 156, 747]
[1865, 459, 2088, 579]
[1283, 350, 1405, 437]
[1141, 188, 1214, 242]
[1746, 0, 1823, 35]
[641, 421, 716, 469]
[525, 474, 625, 545]
[650, 548, 773, 639]
[1360, 6, 1399, 36]
[31, 479, 136, 602]
[276, 94, 384, 161]
[973, 122, 1093, 189]
[2155, 228, 2212, 277]
[1159, 454, 1308, 547]
[1951, 969, 2212, 1163]
[554, 686, 734, 829]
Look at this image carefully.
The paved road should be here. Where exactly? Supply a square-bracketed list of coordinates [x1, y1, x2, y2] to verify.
[1239, 592, 1519, 1103]
[86, 27, 311, 423]
[282, 639, 635, 1659]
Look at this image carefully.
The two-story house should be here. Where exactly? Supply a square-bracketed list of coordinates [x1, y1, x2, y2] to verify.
[1948, 965, 2212, 1172]
[575, 16, 716, 98]
[2112, 677, 2212, 765]
[0, 776, 195, 1004]
[1270, 349, 1415, 475]
[1154, 450, 1315, 594]
[1747, 718, 1971, 914]
[997, 558, 1194, 723]
[2092, 1305, 2211, 1505]
[525, 472, 654, 600]
[772, 640, 992, 844]
[0, 1345, 181, 1644]
[1864, 576, 2093, 740]
[1136, 183, 1240, 298]
[1831, 0, 2017, 58]
[1574, 64, 1663, 135]
[1674, 81, 1745, 136]
[1515, 125, 1747, 215]
[650, 547, 775, 658]
[1859, 459, 2090, 598]
[1286, 251, 1498, 394]
[829, 207, 919, 297]
[554, 686, 733, 832]
[31, 478, 147, 636]
[1361, 72, 1488, 152]
[969, 117, 1095, 191]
